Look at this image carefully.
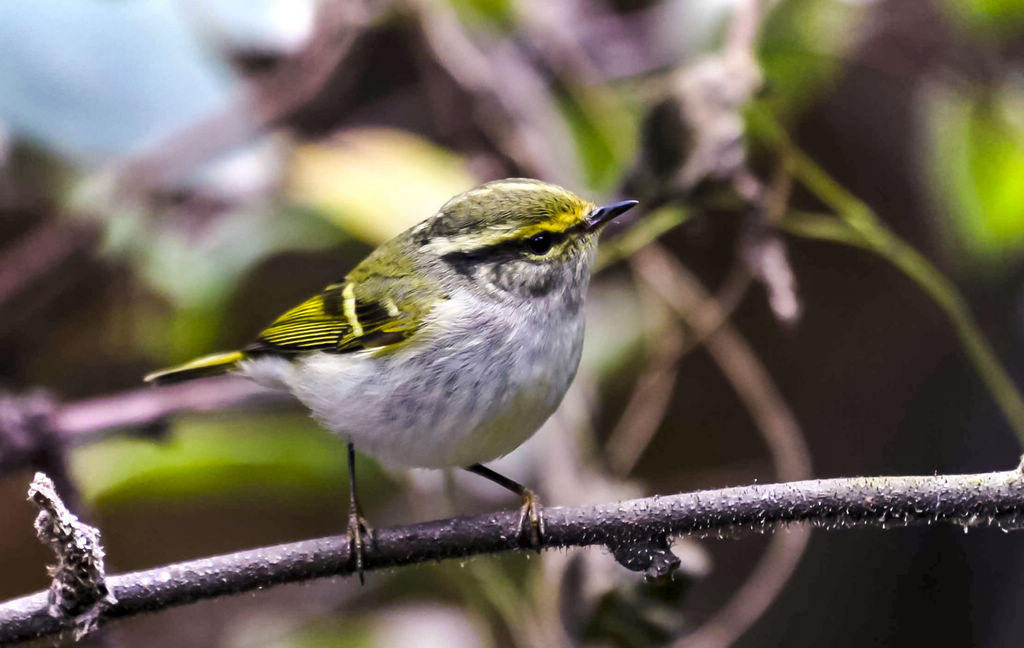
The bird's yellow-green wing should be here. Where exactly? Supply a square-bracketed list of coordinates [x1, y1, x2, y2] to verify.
[246, 279, 429, 354]
[143, 351, 246, 384]
[146, 274, 438, 385]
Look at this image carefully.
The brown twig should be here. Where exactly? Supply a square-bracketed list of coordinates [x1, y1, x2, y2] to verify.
[634, 246, 811, 479]
[50, 375, 285, 443]
[115, 0, 372, 196]
[409, 0, 573, 183]
[633, 244, 812, 648]
[0, 220, 98, 314]
[0, 391, 88, 516]
[724, 0, 766, 61]
[603, 277, 687, 476]
[603, 252, 756, 478]
[0, 377, 287, 480]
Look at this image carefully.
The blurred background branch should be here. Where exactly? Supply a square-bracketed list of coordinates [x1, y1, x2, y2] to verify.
[115, 0, 376, 197]
[753, 109, 1024, 443]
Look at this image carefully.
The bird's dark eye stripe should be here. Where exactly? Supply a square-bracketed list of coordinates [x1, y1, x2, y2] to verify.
[440, 231, 566, 275]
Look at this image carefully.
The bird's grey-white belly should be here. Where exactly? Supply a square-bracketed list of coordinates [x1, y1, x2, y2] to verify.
[246, 301, 585, 468]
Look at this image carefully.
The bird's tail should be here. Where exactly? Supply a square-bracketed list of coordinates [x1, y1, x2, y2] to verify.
[144, 351, 245, 385]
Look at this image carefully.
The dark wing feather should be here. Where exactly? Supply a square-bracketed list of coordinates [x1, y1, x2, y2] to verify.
[245, 280, 426, 354]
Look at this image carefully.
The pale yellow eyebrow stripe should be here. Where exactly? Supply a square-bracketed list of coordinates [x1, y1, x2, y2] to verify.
[424, 201, 595, 256]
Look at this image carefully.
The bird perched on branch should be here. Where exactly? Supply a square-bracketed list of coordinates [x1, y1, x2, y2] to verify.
[146, 178, 638, 579]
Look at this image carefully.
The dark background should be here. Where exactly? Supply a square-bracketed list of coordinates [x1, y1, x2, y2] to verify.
[2, 0, 1024, 646]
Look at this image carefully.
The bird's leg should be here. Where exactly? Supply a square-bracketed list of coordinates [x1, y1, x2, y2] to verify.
[465, 464, 544, 550]
[347, 442, 372, 584]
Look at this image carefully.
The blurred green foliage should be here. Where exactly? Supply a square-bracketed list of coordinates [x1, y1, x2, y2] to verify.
[72, 412, 390, 509]
[558, 83, 638, 191]
[447, 0, 516, 28]
[925, 82, 1024, 267]
[280, 621, 372, 648]
[943, 0, 1024, 36]
[758, 0, 865, 117]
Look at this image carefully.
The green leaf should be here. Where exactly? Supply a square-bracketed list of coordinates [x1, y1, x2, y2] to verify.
[557, 83, 638, 192]
[287, 128, 477, 245]
[446, 0, 516, 29]
[923, 83, 1024, 266]
[758, 0, 866, 117]
[71, 412, 391, 508]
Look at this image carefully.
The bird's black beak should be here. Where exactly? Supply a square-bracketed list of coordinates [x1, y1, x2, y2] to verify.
[586, 199, 638, 231]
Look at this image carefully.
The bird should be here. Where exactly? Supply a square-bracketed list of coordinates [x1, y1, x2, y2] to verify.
[145, 178, 638, 579]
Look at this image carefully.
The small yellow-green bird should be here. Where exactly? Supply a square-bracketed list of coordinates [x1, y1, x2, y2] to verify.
[146, 178, 637, 577]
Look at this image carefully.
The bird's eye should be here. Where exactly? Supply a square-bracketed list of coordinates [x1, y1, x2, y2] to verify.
[527, 232, 553, 255]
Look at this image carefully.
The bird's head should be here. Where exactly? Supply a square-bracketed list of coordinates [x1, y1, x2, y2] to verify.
[418, 178, 637, 302]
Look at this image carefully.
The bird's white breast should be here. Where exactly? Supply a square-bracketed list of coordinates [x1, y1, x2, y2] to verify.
[242, 292, 585, 469]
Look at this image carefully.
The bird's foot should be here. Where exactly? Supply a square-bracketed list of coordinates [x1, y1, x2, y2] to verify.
[347, 508, 373, 585]
[518, 488, 545, 552]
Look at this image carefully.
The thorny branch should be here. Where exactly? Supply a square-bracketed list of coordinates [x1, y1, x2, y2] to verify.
[27, 472, 115, 641]
[2, 467, 1024, 645]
